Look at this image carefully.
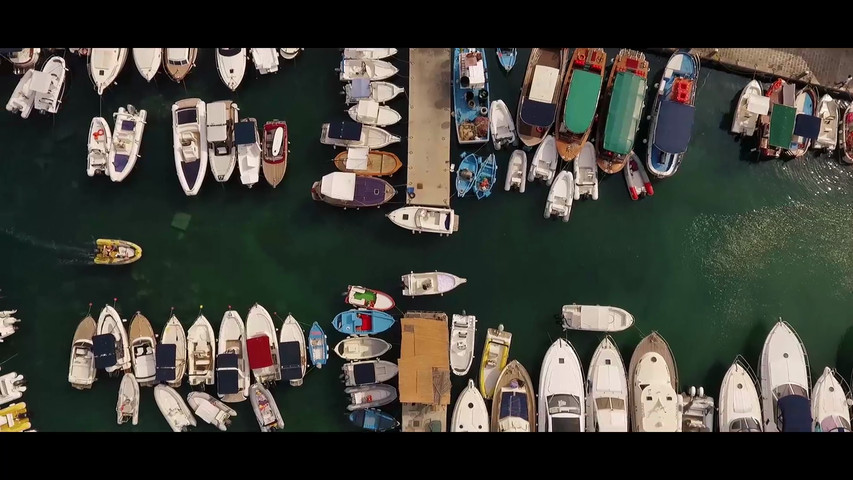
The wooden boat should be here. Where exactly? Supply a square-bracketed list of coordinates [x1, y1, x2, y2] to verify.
[279, 314, 307, 387]
[186, 391, 237, 431]
[544, 170, 574, 222]
[538, 338, 584, 432]
[516, 48, 568, 147]
[473, 154, 497, 200]
[813, 94, 839, 152]
[586, 336, 629, 432]
[479, 324, 512, 400]
[496, 48, 517, 73]
[345, 285, 395, 311]
[311, 172, 396, 209]
[68, 314, 97, 390]
[504, 149, 527, 193]
[595, 49, 649, 174]
[624, 151, 654, 200]
[343, 79, 405, 104]
[349, 408, 399, 431]
[491, 360, 536, 432]
[386, 206, 459, 236]
[332, 309, 396, 336]
[341, 359, 399, 387]
[320, 121, 400, 149]
[758, 78, 795, 159]
[93, 239, 142, 266]
[528, 134, 559, 185]
[573, 142, 599, 200]
[163, 48, 198, 83]
[186, 314, 216, 387]
[401, 271, 467, 296]
[217, 309, 250, 403]
[347, 99, 402, 127]
[343, 48, 397, 60]
[450, 313, 476, 376]
[345, 384, 398, 410]
[94, 304, 131, 374]
[489, 99, 516, 150]
[335, 336, 392, 361]
[628, 331, 681, 432]
[116, 373, 139, 425]
[456, 153, 479, 197]
[308, 322, 328, 368]
[0, 403, 31, 432]
[555, 48, 606, 162]
[333, 148, 401, 177]
[250, 382, 284, 431]
[128, 312, 157, 386]
[245, 303, 281, 385]
[154, 384, 196, 432]
[86, 116, 111, 177]
[262, 120, 288, 188]
[843, 102, 853, 165]
[730, 80, 768, 137]
[786, 86, 820, 158]
[451, 378, 489, 432]
[453, 48, 490, 145]
[132, 48, 161, 82]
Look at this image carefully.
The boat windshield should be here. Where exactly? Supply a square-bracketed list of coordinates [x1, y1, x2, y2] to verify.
[728, 417, 761, 432]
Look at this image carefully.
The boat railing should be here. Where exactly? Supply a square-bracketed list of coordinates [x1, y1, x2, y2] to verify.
[780, 317, 811, 388]
[733, 354, 761, 395]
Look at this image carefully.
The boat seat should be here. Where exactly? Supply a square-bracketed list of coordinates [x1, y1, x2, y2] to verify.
[456, 341, 466, 350]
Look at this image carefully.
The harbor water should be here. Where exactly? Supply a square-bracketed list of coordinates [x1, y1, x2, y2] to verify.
[1, 48, 853, 431]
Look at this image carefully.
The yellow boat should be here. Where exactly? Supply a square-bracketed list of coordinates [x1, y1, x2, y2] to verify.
[478, 324, 513, 400]
[94, 239, 142, 266]
[0, 402, 32, 432]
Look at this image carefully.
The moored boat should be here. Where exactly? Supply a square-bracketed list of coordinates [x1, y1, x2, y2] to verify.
[347, 99, 402, 127]
[624, 151, 654, 200]
[479, 324, 512, 400]
[349, 408, 399, 432]
[250, 382, 284, 431]
[456, 153, 479, 197]
[812, 367, 851, 432]
[93, 239, 142, 266]
[87, 117, 111, 177]
[280, 48, 303, 60]
[338, 58, 398, 81]
[758, 78, 796, 159]
[573, 141, 599, 200]
[450, 378, 489, 432]
[172, 98, 208, 196]
[128, 312, 157, 386]
[517, 48, 568, 147]
[6, 70, 35, 118]
[401, 271, 467, 296]
[560, 304, 634, 332]
[844, 102, 853, 164]
[730, 79, 768, 137]
[473, 154, 497, 200]
[250, 48, 279, 74]
[68, 314, 97, 390]
[538, 338, 584, 432]
[491, 360, 536, 432]
[187, 391, 237, 431]
[528, 134, 558, 185]
[0, 402, 31, 432]
[308, 322, 329, 368]
[132, 48, 161, 82]
[628, 331, 681, 432]
[217, 309, 251, 403]
[543, 170, 574, 222]
[245, 303, 281, 385]
[345, 285, 395, 311]
[311, 172, 396, 209]
[586, 336, 628, 431]
[496, 48, 517, 73]
[3, 48, 40, 74]
[343, 79, 405, 104]
[206, 100, 238, 182]
[332, 309, 396, 336]
[341, 359, 399, 387]
[320, 121, 400, 149]
[335, 336, 392, 361]
[333, 148, 402, 177]
[158, 314, 187, 388]
[595, 49, 648, 174]
[345, 383, 398, 410]
[116, 373, 139, 425]
[163, 48, 197, 82]
[386, 206, 459, 236]
[504, 149, 527, 193]
[88, 48, 128, 96]
[759, 320, 812, 432]
[450, 313, 476, 376]
[186, 314, 216, 387]
[153, 384, 196, 432]
[813, 94, 838, 152]
[489, 99, 516, 150]
[262, 120, 288, 188]
[236, 118, 262, 187]
[107, 105, 147, 183]
[555, 48, 606, 162]
[343, 48, 396, 60]
[216, 48, 247, 91]
[787, 86, 820, 158]
[453, 48, 490, 145]
[0, 310, 19, 343]
[718, 356, 762, 432]
[94, 304, 131, 374]
[32, 56, 67, 115]
[0, 372, 26, 406]
[279, 314, 307, 387]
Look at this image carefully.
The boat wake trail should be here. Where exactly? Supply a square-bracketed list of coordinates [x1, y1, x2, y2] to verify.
[1, 227, 93, 262]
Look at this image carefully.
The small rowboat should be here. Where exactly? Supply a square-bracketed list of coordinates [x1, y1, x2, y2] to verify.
[345, 285, 395, 311]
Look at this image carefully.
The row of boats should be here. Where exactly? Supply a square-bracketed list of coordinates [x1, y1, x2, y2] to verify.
[0, 307, 31, 432]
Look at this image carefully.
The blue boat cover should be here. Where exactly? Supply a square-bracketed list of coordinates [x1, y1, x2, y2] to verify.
[217, 352, 238, 369]
[328, 122, 362, 141]
[793, 114, 821, 140]
[353, 362, 375, 385]
[499, 391, 529, 421]
[0, 49, 22, 54]
[93, 334, 117, 369]
[279, 341, 303, 381]
[778, 394, 812, 432]
[155, 343, 177, 381]
[350, 78, 370, 99]
[234, 122, 257, 146]
[217, 369, 239, 394]
[653, 100, 695, 154]
[520, 99, 557, 128]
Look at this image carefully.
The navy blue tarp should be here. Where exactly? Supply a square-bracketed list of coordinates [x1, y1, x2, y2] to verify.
[793, 114, 821, 140]
[217, 352, 238, 369]
[234, 122, 257, 145]
[155, 343, 176, 382]
[328, 122, 362, 141]
[93, 334, 117, 369]
[778, 394, 812, 432]
[520, 99, 557, 128]
[499, 391, 529, 421]
[280, 342, 303, 381]
[0, 49, 22, 54]
[217, 369, 239, 394]
[653, 100, 695, 154]
[352, 362, 375, 385]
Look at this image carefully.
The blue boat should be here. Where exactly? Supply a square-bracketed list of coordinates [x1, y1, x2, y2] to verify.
[787, 86, 820, 158]
[453, 48, 490, 145]
[456, 153, 480, 197]
[349, 408, 399, 432]
[496, 48, 517, 73]
[307, 321, 328, 368]
[332, 309, 395, 336]
[474, 154, 497, 200]
[646, 50, 700, 179]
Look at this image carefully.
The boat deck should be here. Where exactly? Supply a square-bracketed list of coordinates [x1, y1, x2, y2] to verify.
[401, 403, 448, 432]
[399, 311, 450, 432]
[407, 48, 451, 208]
[627, 331, 679, 432]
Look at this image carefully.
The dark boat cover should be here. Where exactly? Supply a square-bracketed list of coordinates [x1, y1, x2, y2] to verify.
[653, 100, 695, 154]
[216, 353, 240, 394]
[247, 336, 272, 369]
[352, 362, 375, 385]
[520, 99, 557, 128]
[0, 49, 22, 54]
[778, 394, 812, 432]
[328, 122, 362, 141]
[280, 341, 303, 380]
[552, 417, 582, 432]
[155, 343, 177, 382]
[93, 333, 117, 369]
[176, 108, 197, 125]
[218, 48, 241, 57]
[350, 408, 397, 431]
[500, 391, 529, 421]
[350, 78, 370, 99]
[793, 114, 821, 140]
[235, 121, 257, 146]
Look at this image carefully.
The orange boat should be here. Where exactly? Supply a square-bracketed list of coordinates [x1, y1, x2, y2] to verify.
[333, 148, 402, 177]
[555, 48, 607, 162]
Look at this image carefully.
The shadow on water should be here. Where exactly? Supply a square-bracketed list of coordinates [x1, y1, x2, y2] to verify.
[835, 325, 853, 382]
[701, 359, 728, 398]
[740, 319, 771, 367]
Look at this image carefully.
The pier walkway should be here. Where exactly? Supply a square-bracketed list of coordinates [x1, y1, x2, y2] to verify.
[648, 48, 853, 97]
[406, 48, 452, 208]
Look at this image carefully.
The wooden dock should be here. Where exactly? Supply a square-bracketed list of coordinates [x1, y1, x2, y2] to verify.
[399, 311, 451, 432]
[647, 48, 853, 98]
[406, 48, 452, 208]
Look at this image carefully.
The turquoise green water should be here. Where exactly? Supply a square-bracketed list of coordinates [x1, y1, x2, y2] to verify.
[2, 48, 853, 432]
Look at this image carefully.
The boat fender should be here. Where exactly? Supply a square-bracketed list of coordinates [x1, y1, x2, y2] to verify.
[644, 183, 654, 196]
[93, 128, 105, 140]
[468, 100, 476, 109]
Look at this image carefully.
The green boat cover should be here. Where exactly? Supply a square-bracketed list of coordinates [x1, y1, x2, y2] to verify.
[563, 69, 602, 134]
[604, 72, 646, 155]
[768, 104, 796, 149]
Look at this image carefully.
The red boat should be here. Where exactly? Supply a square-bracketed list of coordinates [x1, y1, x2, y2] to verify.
[262, 120, 288, 188]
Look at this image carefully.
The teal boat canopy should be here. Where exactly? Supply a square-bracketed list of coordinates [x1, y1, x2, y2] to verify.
[604, 72, 646, 155]
[768, 104, 796, 149]
[563, 69, 602, 134]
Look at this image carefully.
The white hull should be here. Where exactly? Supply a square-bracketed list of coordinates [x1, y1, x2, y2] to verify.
[236, 118, 261, 187]
[161, 315, 188, 388]
[218, 310, 250, 402]
[97, 305, 131, 373]
[279, 48, 303, 60]
[343, 48, 397, 60]
[561, 304, 634, 332]
[342, 360, 399, 386]
[504, 150, 527, 193]
[538, 338, 585, 432]
[68, 317, 96, 389]
[129, 316, 157, 386]
[586, 336, 628, 432]
[346, 286, 394, 310]
[347, 99, 402, 127]
[632, 351, 681, 432]
[386, 206, 459, 236]
[528, 134, 558, 184]
[759, 320, 810, 432]
[251, 48, 279, 74]
[187, 315, 216, 387]
[132, 48, 161, 82]
[172, 98, 208, 196]
[207, 100, 239, 182]
[335, 336, 392, 361]
[339, 59, 398, 81]
[624, 151, 653, 200]
[730, 79, 766, 136]
[814, 94, 839, 151]
[0, 310, 19, 342]
[87, 117, 112, 177]
[402, 271, 467, 296]
[280, 314, 307, 387]
[450, 379, 489, 432]
[573, 142, 599, 200]
[343, 80, 405, 104]
[116, 373, 139, 425]
[718, 357, 762, 432]
[6, 70, 35, 118]
[811, 367, 850, 432]
[245, 303, 281, 384]
[450, 314, 476, 375]
[0, 372, 26, 406]
[32, 56, 66, 114]
[89, 48, 128, 95]
[320, 122, 400, 149]
[154, 384, 196, 432]
[490, 99, 516, 150]
[250, 382, 284, 431]
[216, 48, 247, 91]
[187, 391, 237, 431]
[544, 170, 574, 222]
[108, 105, 147, 182]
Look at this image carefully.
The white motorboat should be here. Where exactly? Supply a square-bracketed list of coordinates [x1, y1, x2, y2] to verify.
[386, 206, 460, 236]
[6, 70, 35, 118]
[217, 309, 251, 403]
[528, 134, 559, 184]
[730, 79, 768, 137]
[538, 338, 585, 432]
[343, 48, 397, 60]
[334, 336, 392, 361]
[401, 271, 467, 297]
[759, 320, 812, 432]
[320, 122, 400, 149]
[132, 48, 161, 82]
[88, 48, 128, 95]
[491, 360, 536, 432]
[346, 384, 397, 411]
[718, 356, 763, 432]
[628, 331, 682, 432]
[279, 48, 303, 60]
[343, 79, 405, 104]
[450, 313, 476, 376]
[560, 304, 634, 332]
[544, 170, 574, 222]
[251, 48, 279, 74]
[108, 105, 147, 183]
[450, 379, 489, 432]
[586, 336, 628, 432]
[504, 150, 527, 193]
[154, 384, 196, 432]
[216, 48, 247, 91]
[250, 382, 284, 431]
[245, 303, 281, 385]
[814, 94, 839, 152]
[95, 305, 131, 374]
[0, 310, 19, 343]
[624, 151, 654, 200]
[32, 56, 67, 114]
[206, 100, 239, 182]
[235, 117, 261, 187]
[87, 117, 111, 177]
[128, 312, 157, 387]
[116, 373, 139, 425]
[159, 315, 187, 388]
[68, 314, 97, 390]
[163, 48, 198, 82]
[573, 141, 599, 200]
[478, 324, 512, 400]
[187, 391, 237, 431]
[347, 99, 401, 127]
[812, 367, 851, 432]
[3, 48, 40, 74]
[680, 385, 715, 432]
[187, 314, 216, 387]
[280, 314, 307, 387]
[172, 98, 208, 196]
[0, 371, 26, 406]
[490, 99, 516, 150]
[341, 359, 399, 387]
[338, 58, 398, 81]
